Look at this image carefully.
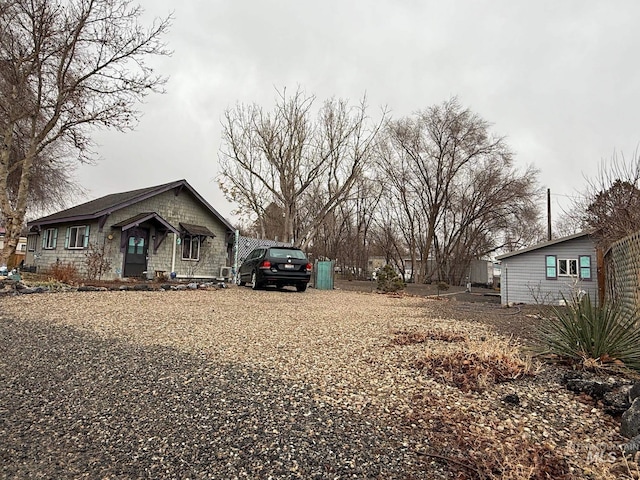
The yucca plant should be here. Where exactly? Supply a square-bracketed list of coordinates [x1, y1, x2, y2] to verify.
[538, 293, 640, 371]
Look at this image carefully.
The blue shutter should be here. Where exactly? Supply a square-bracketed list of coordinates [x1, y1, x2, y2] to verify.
[83, 225, 90, 248]
[65, 227, 70, 249]
[545, 255, 557, 279]
[42, 232, 46, 248]
[579, 256, 592, 280]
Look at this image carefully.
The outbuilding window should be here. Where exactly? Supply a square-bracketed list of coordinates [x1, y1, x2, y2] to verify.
[558, 259, 578, 276]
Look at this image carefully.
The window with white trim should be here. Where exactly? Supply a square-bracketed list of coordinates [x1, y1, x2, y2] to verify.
[42, 228, 58, 249]
[558, 258, 578, 276]
[65, 226, 89, 249]
[182, 235, 200, 260]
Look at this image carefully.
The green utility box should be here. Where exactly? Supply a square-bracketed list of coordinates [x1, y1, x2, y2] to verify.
[314, 260, 335, 290]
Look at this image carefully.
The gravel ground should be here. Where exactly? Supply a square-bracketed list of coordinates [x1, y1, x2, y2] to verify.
[0, 287, 629, 479]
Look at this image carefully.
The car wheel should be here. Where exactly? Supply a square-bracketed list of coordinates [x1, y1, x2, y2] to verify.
[296, 283, 307, 292]
[236, 274, 246, 287]
[251, 271, 261, 290]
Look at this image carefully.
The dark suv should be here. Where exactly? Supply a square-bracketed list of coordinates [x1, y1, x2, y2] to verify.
[237, 246, 312, 292]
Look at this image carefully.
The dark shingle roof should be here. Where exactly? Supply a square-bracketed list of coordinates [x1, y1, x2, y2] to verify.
[28, 180, 234, 232]
[180, 223, 216, 237]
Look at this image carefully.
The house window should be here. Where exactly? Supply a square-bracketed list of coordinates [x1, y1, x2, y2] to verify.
[65, 226, 89, 249]
[558, 258, 578, 276]
[27, 235, 38, 252]
[579, 256, 592, 280]
[182, 235, 200, 260]
[42, 228, 58, 249]
[545, 255, 557, 279]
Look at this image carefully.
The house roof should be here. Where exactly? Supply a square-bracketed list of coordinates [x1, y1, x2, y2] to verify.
[27, 180, 235, 232]
[496, 231, 592, 260]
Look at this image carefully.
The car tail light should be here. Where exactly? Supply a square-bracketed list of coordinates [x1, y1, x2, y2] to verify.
[306, 263, 312, 272]
[260, 260, 271, 268]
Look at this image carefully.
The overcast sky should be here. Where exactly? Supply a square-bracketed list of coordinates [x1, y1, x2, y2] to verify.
[76, 0, 640, 226]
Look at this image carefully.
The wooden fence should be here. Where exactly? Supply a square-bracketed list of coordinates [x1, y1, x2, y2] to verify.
[604, 230, 640, 317]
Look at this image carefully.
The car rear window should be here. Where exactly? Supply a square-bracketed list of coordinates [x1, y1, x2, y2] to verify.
[268, 248, 307, 259]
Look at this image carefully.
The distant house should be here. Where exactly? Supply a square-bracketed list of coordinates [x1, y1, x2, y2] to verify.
[496, 232, 599, 305]
[366, 255, 494, 286]
[0, 227, 28, 267]
[25, 179, 235, 280]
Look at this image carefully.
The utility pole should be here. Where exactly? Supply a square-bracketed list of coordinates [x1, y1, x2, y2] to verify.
[547, 188, 552, 241]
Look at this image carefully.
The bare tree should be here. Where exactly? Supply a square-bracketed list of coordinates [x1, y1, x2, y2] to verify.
[554, 150, 640, 248]
[308, 173, 382, 276]
[218, 88, 385, 248]
[380, 98, 541, 283]
[3, 99, 85, 218]
[0, 0, 171, 265]
[583, 150, 640, 248]
[218, 103, 273, 238]
[433, 160, 541, 284]
[376, 138, 422, 281]
[370, 202, 411, 276]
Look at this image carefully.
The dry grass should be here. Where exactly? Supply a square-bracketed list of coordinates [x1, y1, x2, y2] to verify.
[414, 336, 538, 393]
[391, 328, 467, 345]
[45, 262, 79, 284]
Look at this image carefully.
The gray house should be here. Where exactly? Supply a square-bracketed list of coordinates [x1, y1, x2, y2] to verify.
[496, 232, 599, 305]
[26, 180, 235, 281]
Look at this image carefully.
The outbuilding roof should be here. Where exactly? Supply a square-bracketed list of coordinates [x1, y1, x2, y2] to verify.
[496, 231, 592, 260]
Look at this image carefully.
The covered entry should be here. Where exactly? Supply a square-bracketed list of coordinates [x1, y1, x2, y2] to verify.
[112, 212, 179, 278]
[123, 228, 148, 277]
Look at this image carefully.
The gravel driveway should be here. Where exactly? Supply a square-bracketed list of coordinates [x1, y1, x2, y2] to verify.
[1, 316, 423, 479]
[0, 287, 624, 479]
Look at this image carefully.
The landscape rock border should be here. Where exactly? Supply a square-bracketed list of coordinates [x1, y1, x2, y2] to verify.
[0, 278, 228, 296]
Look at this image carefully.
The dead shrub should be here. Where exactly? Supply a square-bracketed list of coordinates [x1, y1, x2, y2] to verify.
[391, 329, 467, 345]
[47, 261, 79, 284]
[84, 242, 112, 280]
[415, 342, 536, 392]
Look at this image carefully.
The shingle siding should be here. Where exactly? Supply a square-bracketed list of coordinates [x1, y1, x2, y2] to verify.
[29, 187, 233, 280]
[500, 236, 598, 305]
[30, 223, 100, 277]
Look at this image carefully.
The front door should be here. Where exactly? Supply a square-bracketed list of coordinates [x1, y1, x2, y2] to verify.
[123, 228, 149, 278]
